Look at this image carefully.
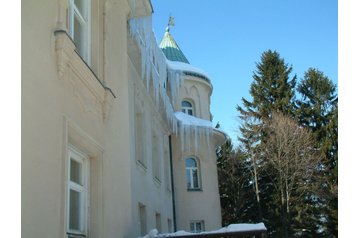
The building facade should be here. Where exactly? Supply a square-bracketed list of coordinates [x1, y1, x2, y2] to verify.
[22, 0, 226, 237]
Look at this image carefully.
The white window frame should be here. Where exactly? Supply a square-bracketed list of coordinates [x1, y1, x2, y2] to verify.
[185, 157, 201, 190]
[67, 146, 89, 236]
[68, 0, 91, 63]
[190, 220, 205, 233]
[181, 100, 194, 116]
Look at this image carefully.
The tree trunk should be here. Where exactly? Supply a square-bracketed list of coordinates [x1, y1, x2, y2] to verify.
[252, 156, 263, 221]
[281, 190, 289, 238]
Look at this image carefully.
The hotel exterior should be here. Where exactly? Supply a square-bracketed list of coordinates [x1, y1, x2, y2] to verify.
[22, 0, 226, 237]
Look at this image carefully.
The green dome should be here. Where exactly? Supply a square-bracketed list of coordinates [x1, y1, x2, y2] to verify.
[159, 27, 190, 64]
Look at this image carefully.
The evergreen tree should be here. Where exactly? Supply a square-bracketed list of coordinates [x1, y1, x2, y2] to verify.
[296, 68, 338, 237]
[238, 50, 297, 120]
[236, 50, 297, 237]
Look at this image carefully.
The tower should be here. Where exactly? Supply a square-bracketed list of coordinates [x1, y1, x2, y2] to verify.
[159, 21, 227, 233]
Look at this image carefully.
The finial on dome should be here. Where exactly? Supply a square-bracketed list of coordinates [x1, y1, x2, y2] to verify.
[167, 15, 175, 32]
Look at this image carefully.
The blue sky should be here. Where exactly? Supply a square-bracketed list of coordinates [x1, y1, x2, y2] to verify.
[151, 0, 338, 145]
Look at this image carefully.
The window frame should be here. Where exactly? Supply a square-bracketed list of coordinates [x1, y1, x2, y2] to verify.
[68, 0, 91, 63]
[181, 100, 194, 116]
[67, 146, 89, 237]
[185, 157, 201, 190]
[190, 220, 205, 233]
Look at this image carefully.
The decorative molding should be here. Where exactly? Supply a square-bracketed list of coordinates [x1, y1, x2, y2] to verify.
[55, 30, 74, 79]
[54, 30, 115, 122]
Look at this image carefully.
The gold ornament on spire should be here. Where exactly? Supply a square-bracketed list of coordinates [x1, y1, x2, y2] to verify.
[166, 15, 175, 32]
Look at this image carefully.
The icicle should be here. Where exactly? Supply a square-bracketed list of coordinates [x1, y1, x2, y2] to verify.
[128, 16, 215, 153]
[129, 16, 182, 133]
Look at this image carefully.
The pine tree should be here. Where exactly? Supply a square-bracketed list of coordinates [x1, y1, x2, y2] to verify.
[217, 140, 261, 225]
[296, 68, 338, 237]
[237, 50, 297, 237]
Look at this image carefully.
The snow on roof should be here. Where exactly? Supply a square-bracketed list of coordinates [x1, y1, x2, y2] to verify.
[140, 223, 266, 238]
[175, 112, 213, 128]
[166, 60, 211, 81]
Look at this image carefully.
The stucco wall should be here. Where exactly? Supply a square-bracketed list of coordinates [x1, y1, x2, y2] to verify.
[22, 1, 222, 237]
[22, 0, 136, 237]
[171, 134, 222, 232]
[176, 76, 212, 121]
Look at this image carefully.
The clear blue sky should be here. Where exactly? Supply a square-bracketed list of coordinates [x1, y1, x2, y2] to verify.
[151, 0, 338, 145]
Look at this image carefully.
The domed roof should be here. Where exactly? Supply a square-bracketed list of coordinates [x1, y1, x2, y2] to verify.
[159, 27, 190, 64]
[159, 26, 211, 84]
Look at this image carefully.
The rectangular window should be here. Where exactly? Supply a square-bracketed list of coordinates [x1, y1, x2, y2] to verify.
[68, 0, 90, 63]
[190, 220, 204, 233]
[135, 112, 146, 168]
[139, 203, 147, 236]
[164, 136, 171, 191]
[67, 146, 89, 236]
[152, 133, 161, 182]
[167, 219, 173, 233]
[155, 212, 161, 233]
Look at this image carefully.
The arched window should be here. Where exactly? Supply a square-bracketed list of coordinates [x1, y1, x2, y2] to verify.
[186, 157, 201, 190]
[181, 100, 194, 116]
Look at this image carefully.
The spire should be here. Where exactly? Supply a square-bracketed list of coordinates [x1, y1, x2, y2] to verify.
[159, 16, 190, 64]
[166, 15, 175, 32]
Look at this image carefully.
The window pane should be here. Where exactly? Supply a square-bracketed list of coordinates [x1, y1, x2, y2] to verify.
[196, 222, 202, 232]
[74, 0, 85, 17]
[181, 101, 192, 107]
[190, 223, 195, 232]
[139, 204, 147, 236]
[73, 13, 85, 58]
[193, 169, 199, 188]
[188, 109, 193, 116]
[186, 158, 196, 168]
[186, 169, 191, 189]
[70, 159, 82, 185]
[69, 189, 81, 231]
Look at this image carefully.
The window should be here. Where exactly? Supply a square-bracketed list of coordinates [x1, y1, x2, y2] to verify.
[139, 203, 147, 236]
[135, 112, 146, 168]
[155, 212, 162, 233]
[164, 137, 171, 191]
[167, 219, 173, 233]
[181, 100, 194, 116]
[186, 157, 201, 190]
[68, 0, 90, 62]
[152, 134, 161, 182]
[190, 220, 205, 233]
[67, 146, 89, 237]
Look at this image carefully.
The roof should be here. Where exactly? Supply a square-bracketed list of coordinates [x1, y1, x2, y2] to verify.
[166, 61, 211, 84]
[140, 223, 267, 238]
[159, 27, 190, 64]
[160, 27, 211, 83]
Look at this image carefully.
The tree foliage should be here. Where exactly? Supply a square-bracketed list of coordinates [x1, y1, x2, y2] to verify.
[296, 68, 338, 237]
[218, 51, 338, 237]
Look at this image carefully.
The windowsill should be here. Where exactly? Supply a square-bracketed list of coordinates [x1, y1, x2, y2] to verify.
[153, 177, 162, 187]
[136, 160, 147, 172]
[187, 188, 203, 192]
[67, 232, 86, 238]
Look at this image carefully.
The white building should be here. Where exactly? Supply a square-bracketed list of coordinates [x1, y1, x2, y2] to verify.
[22, 0, 226, 237]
